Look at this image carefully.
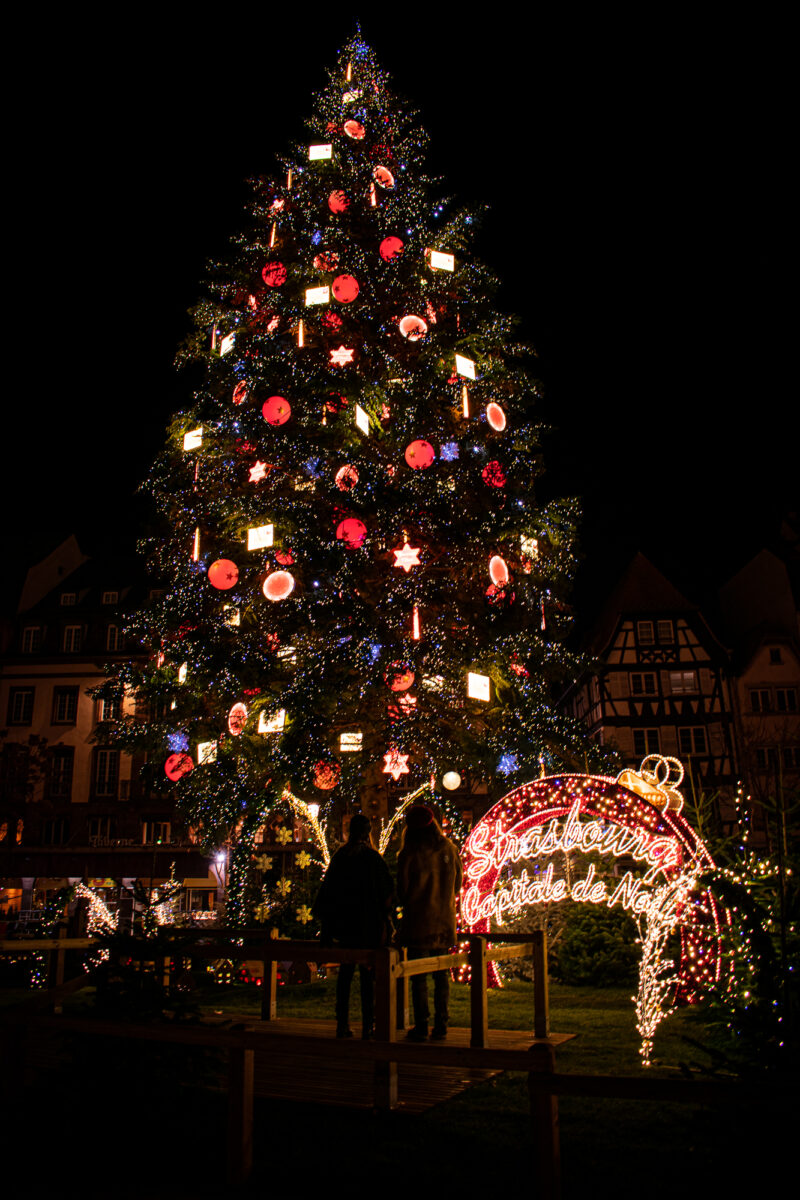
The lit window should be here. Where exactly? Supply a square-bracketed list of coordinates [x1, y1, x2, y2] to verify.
[60, 592, 76, 607]
[100, 696, 121, 722]
[669, 670, 697, 694]
[102, 591, 119, 605]
[142, 819, 171, 845]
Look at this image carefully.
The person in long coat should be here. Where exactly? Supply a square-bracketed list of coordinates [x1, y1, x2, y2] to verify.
[313, 813, 394, 1038]
[396, 804, 463, 1040]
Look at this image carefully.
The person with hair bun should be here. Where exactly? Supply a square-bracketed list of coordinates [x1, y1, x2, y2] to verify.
[397, 804, 463, 1040]
[313, 813, 394, 1039]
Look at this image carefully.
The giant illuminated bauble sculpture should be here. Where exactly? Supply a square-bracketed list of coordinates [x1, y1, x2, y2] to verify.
[404, 440, 435, 469]
[379, 236, 404, 261]
[313, 761, 340, 790]
[208, 559, 239, 590]
[164, 753, 193, 781]
[442, 771, 462, 791]
[384, 662, 415, 692]
[332, 274, 360, 303]
[262, 571, 295, 601]
[335, 517, 367, 548]
[486, 402, 506, 431]
[328, 190, 350, 213]
[262, 395, 291, 425]
[261, 261, 287, 287]
[399, 315, 427, 341]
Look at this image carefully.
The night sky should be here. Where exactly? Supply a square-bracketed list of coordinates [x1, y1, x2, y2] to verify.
[5, 14, 794, 616]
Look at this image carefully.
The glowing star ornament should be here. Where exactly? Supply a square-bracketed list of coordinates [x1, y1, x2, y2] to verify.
[262, 395, 291, 425]
[405, 440, 435, 469]
[328, 190, 350, 213]
[489, 555, 509, 586]
[335, 464, 359, 491]
[332, 274, 360, 303]
[383, 749, 410, 781]
[393, 541, 421, 572]
[183, 427, 203, 451]
[329, 345, 355, 367]
[164, 753, 193, 781]
[228, 702, 247, 736]
[263, 571, 295, 601]
[261, 261, 287, 287]
[486, 402, 507, 431]
[335, 517, 367, 548]
[208, 559, 239, 590]
[467, 672, 491, 701]
[399, 315, 427, 341]
[247, 524, 274, 550]
[379, 236, 404, 261]
[249, 461, 268, 483]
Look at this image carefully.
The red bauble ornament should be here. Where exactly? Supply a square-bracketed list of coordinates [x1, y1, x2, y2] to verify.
[208, 559, 239, 590]
[482, 461, 507, 487]
[263, 571, 295, 601]
[321, 311, 343, 332]
[399, 315, 427, 341]
[486, 402, 507, 431]
[228, 702, 248, 737]
[328, 190, 350, 213]
[232, 381, 249, 405]
[486, 583, 515, 606]
[275, 549, 295, 566]
[404, 440, 435, 469]
[326, 392, 348, 413]
[313, 760, 341, 790]
[313, 251, 339, 271]
[335, 465, 359, 491]
[489, 555, 509, 586]
[384, 662, 415, 692]
[343, 119, 365, 140]
[336, 517, 367, 548]
[373, 166, 395, 189]
[379, 236, 404, 261]
[262, 395, 291, 425]
[332, 274, 360, 303]
[164, 753, 193, 781]
[261, 261, 287, 288]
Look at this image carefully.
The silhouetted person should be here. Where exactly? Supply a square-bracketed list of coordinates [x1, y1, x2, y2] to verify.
[313, 813, 393, 1038]
[397, 804, 462, 1040]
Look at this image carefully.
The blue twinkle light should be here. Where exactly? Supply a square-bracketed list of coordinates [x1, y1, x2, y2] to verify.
[167, 732, 189, 753]
[440, 442, 459, 461]
[498, 753, 519, 776]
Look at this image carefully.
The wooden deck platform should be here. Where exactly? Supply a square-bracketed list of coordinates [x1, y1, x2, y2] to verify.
[227, 1016, 574, 1112]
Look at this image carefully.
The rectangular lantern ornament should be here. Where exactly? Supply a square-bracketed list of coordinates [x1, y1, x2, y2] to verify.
[340, 732, 363, 752]
[183, 427, 203, 451]
[258, 709, 286, 734]
[355, 404, 370, 435]
[197, 740, 217, 765]
[467, 671, 491, 702]
[305, 286, 330, 306]
[309, 144, 332, 160]
[219, 333, 235, 356]
[520, 535, 539, 559]
[455, 354, 476, 380]
[247, 524, 274, 550]
[429, 249, 455, 272]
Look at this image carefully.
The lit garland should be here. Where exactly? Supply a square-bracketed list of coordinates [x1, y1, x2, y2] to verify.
[74, 881, 119, 969]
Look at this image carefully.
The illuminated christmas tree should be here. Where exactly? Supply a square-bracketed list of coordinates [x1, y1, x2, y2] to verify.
[102, 33, 597, 922]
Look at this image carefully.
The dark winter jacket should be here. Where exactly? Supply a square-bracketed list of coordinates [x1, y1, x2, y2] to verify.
[397, 836, 462, 947]
[312, 841, 394, 947]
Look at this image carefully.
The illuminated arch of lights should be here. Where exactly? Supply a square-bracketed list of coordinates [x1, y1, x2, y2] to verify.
[460, 758, 728, 1064]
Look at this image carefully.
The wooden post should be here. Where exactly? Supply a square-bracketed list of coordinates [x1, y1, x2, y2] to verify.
[469, 936, 489, 1048]
[373, 946, 398, 1109]
[532, 930, 550, 1040]
[528, 1040, 560, 1199]
[227, 1046, 254, 1186]
[261, 955, 277, 1021]
[396, 947, 409, 1031]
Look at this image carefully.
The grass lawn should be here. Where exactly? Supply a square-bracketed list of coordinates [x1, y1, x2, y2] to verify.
[4, 974, 793, 1199]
